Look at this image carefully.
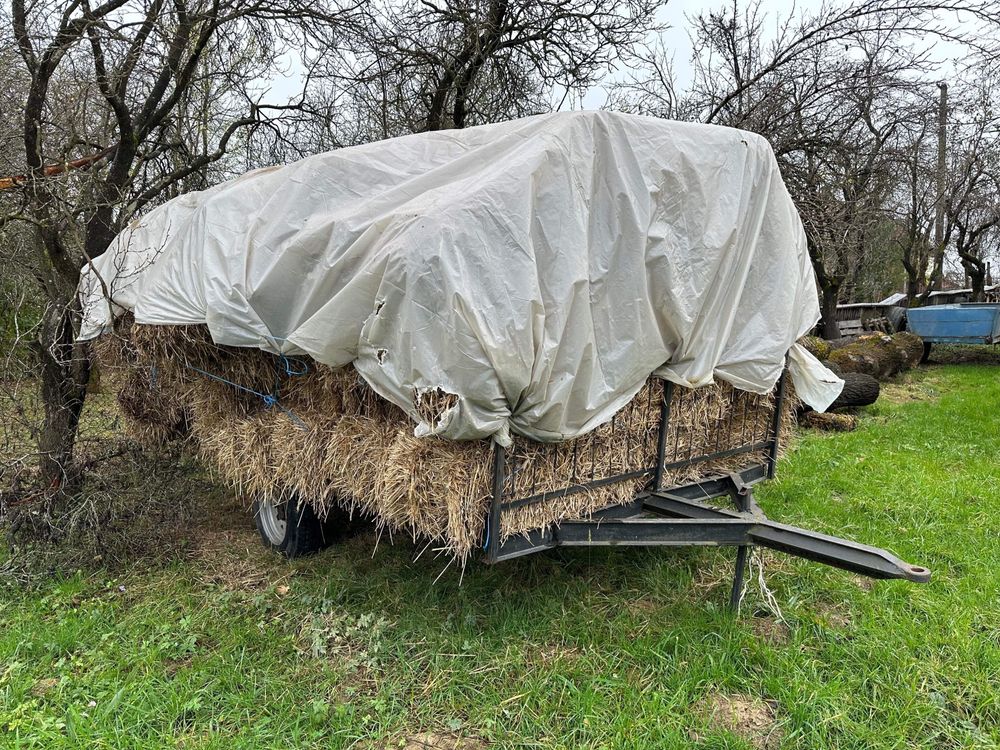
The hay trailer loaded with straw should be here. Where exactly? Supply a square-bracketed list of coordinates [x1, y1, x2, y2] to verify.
[81, 112, 930, 607]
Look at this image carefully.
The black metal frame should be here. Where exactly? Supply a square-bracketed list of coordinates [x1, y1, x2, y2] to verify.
[482, 374, 930, 608]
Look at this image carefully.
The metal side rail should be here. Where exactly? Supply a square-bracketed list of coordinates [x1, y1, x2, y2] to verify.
[484, 465, 930, 607]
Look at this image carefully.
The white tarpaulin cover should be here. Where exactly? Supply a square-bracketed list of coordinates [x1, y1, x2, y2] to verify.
[79, 111, 842, 444]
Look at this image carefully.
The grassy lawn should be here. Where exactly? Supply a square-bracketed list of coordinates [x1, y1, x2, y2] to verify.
[1, 360, 998, 749]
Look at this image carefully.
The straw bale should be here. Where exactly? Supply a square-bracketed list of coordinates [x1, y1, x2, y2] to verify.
[114, 366, 189, 446]
[94, 320, 794, 564]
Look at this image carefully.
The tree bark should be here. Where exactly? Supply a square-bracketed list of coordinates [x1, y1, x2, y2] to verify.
[35, 299, 92, 490]
[969, 266, 986, 302]
[828, 372, 880, 410]
[425, 0, 507, 131]
[820, 281, 841, 339]
[904, 272, 921, 304]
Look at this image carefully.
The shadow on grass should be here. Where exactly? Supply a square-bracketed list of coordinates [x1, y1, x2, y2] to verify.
[1, 442, 225, 585]
[3, 432, 739, 629]
[923, 343, 1000, 366]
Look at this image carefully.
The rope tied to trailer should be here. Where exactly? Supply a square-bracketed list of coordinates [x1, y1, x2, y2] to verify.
[176, 354, 312, 431]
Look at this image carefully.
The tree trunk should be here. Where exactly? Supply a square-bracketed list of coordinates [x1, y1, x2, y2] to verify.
[820, 282, 841, 340]
[35, 299, 91, 491]
[970, 267, 986, 302]
[904, 267, 921, 305]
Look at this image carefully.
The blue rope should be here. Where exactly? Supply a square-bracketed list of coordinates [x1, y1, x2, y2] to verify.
[279, 355, 309, 377]
[181, 359, 310, 431]
[183, 363, 277, 402]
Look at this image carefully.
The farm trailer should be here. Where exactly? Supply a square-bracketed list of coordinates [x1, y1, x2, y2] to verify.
[908, 303, 1000, 361]
[257, 371, 930, 609]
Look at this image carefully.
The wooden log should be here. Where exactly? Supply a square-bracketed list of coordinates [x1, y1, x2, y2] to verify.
[891, 332, 924, 368]
[828, 372, 880, 410]
[799, 335, 832, 361]
[827, 336, 861, 350]
[827, 332, 923, 380]
[822, 360, 843, 377]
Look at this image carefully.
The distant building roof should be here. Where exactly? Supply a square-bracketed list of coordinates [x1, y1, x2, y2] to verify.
[927, 283, 999, 299]
[877, 292, 907, 306]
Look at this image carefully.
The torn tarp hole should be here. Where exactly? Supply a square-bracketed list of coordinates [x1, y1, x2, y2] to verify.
[414, 386, 459, 429]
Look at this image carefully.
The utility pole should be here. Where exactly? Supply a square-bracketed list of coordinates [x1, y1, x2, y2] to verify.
[931, 81, 948, 291]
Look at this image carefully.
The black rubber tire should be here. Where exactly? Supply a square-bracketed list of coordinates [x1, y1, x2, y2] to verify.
[253, 497, 331, 558]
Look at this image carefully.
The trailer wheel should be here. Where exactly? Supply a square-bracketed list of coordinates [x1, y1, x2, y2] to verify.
[920, 341, 932, 364]
[253, 496, 330, 558]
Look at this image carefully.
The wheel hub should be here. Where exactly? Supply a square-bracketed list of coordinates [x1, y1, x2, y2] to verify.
[257, 497, 287, 545]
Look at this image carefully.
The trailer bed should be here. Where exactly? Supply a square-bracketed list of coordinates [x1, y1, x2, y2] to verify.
[908, 303, 1000, 345]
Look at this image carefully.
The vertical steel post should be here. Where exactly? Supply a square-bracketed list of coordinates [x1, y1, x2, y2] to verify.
[729, 545, 750, 610]
[652, 380, 672, 491]
[485, 442, 506, 562]
[766, 369, 788, 480]
[729, 482, 753, 611]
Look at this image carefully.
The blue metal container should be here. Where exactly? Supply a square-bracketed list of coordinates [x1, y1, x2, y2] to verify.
[907, 303, 1000, 345]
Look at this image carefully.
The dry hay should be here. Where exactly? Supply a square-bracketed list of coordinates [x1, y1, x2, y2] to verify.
[94, 319, 794, 564]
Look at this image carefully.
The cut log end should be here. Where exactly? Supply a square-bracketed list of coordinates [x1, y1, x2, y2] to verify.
[828, 372, 880, 410]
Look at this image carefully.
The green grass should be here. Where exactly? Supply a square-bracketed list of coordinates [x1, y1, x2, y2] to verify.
[2, 363, 999, 749]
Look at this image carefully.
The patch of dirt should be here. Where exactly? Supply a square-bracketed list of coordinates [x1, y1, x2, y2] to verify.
[692, 693, 783, 750]
[815, 601, 853, 629]
[326, 664, 380, 702]
[403, 732, 487, 750]
[189, 526, 284, 590]
[30, 677, 60, 697]
[529, 643, 582, 666]
[750, 614, 791, 646]
[392, 733, 487, 750]
[184, 487, 292, 591]
[851, 575, 874, 592]
[164, 655, 194, 677]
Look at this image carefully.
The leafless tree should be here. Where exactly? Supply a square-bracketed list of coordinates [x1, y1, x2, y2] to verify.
[611, 0, 1000, 334]
[889, 104, 937, 303]
[943, 68, 1000, 301]
[787, 38, 923, 335]
[0, 0, 355, 495]
[302, 0, 662, 146]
